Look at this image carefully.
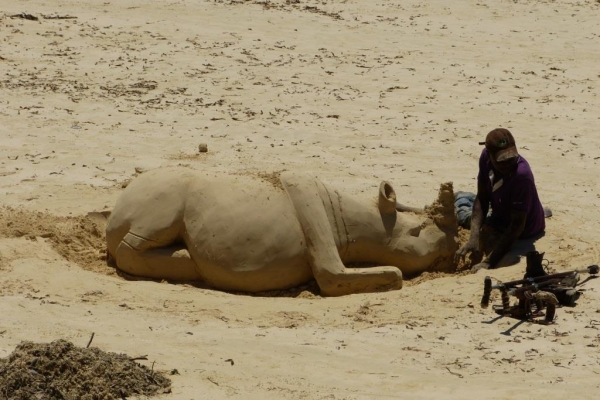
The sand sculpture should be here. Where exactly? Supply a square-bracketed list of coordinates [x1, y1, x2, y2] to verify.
[106, 168, 458, 296]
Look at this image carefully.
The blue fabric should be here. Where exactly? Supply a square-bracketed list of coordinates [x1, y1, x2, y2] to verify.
[454, 191, 476, 228]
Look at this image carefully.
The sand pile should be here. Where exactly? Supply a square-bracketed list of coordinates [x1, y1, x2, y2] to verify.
[0, 207, 111, 275]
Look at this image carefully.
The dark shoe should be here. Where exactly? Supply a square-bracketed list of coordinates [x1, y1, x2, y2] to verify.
[524, 250, 547, 279]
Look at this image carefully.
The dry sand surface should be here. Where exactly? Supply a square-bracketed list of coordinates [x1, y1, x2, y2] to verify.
[1, 0, 600, 398]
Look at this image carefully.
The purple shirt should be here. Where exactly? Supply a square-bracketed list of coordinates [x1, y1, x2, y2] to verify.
[477, 148, 545, 238]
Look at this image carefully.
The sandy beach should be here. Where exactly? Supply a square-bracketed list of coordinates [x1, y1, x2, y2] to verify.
[1, 0, 600, 398]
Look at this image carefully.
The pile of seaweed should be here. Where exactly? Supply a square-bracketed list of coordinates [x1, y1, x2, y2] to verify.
[0, 339, 171, 399]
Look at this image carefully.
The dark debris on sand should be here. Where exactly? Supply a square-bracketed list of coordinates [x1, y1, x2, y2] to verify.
[0, 339, 171, 400]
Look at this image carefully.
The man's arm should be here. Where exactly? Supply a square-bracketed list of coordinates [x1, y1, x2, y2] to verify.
[482, 209, 526, 268]
[455, 180, 489, 262]
[469, 180, 490, 244]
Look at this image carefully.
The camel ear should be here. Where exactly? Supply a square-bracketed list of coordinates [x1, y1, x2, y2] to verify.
[378, 181, 397, 215]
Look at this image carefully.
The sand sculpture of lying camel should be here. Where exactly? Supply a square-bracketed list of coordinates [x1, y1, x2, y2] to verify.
[106, 168, 458, 296]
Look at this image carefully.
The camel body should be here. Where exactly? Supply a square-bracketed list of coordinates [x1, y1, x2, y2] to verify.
[106, 168, 458, 296]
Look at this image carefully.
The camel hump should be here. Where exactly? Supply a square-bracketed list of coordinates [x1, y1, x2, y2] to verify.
[106, 168, 195, 257]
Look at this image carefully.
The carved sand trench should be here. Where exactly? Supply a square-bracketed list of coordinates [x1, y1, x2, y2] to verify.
[0, 207, 111, 276]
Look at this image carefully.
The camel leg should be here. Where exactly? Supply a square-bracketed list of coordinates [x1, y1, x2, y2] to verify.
[115, 232, 201, 281]
[281, 173, 402, 296]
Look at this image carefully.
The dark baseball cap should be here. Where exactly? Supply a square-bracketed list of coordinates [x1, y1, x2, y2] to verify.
[484, 128, 519, 162]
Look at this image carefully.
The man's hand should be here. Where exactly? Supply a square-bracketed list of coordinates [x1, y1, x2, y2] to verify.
[471, 261, 491, 271]
[455, 240, 480, 263]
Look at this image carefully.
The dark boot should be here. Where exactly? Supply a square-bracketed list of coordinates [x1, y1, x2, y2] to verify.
[524, 251, 547, 279]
